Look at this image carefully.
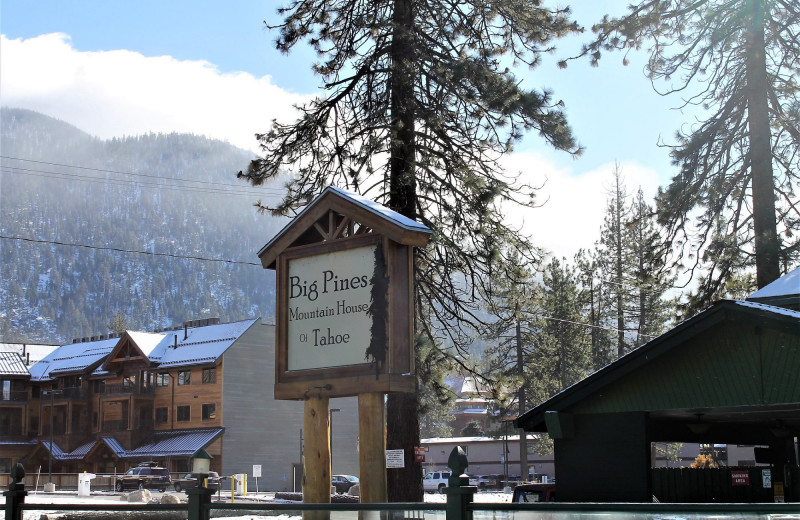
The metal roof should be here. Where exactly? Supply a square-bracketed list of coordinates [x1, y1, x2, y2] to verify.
[29, 337, 118, 381]
[124, 428, 224, 458]
[749, 265, 799, 299]
[149, 319, 258, 368]
[0, 352, 30, 376]
[30, 318, 259, 380]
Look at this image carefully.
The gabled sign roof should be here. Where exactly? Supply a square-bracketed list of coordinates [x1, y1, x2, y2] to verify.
[258, 186, 432, 269]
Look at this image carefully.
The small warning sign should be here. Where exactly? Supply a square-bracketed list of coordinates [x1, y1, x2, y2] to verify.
[731, 470, 750, 486]
[386, 449, 405, 468]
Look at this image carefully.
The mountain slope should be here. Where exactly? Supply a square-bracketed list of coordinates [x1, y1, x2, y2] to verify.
[1, 108, 283, 343]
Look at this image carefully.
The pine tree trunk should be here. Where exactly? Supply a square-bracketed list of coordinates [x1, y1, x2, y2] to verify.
[745, 0, 780, 287]
[386, 393, 423, 501]
[386, 0, 423, 502]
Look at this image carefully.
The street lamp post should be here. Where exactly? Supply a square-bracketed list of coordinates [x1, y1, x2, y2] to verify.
[329, 408, 341, 473]
[43, 389, 63, 491]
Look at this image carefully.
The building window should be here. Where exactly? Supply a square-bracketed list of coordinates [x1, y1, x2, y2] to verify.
[202, 403, 216, 421]
[177, 405, 190, 421]
[155, 407, 168, 424]
[156, 373, 170, 387]
[0, 458, 11, 473]
[178, 370, 191, 385]
[202, 367, 216, 384]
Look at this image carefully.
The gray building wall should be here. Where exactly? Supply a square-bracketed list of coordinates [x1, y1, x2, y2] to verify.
[220, 319, 359, 491]
[422, 436, 555, 481]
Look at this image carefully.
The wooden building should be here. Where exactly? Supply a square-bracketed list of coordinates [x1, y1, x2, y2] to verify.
[2, 318, 359, 491]
[516, 268, 800, 502]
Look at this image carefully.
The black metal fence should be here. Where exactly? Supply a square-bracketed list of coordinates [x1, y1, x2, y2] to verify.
[3, 454, 797, 520]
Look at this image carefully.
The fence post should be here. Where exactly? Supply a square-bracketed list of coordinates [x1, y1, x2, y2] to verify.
[4, 463, 27, 520]
[185, 485, 214, 520]
[444, 447, 476, 520]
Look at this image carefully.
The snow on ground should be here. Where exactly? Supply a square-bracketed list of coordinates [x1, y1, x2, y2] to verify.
[2, 489, 511, 519]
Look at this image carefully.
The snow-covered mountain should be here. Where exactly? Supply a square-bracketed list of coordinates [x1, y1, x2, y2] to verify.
[1, 108, 284, 343]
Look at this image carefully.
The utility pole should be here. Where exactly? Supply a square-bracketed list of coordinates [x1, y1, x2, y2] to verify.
[516, 320, 529, 481]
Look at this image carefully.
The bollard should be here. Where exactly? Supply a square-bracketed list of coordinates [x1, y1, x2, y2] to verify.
[444, 447, 476, 520]
[4, 463, 27, 520]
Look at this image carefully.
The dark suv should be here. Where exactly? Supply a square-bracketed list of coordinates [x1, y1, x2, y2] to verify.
[115, 463, 171, 492]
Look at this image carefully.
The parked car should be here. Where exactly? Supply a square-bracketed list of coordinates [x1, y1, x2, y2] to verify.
[476, 474, 501, 490]
[512, 483, 556, 502]
[331, 474, 359, 494]
[115, 462, 171, 492]
[467, 474, 479, 486]
[172, 471, 222, 492]
[423, 471, 451, 493]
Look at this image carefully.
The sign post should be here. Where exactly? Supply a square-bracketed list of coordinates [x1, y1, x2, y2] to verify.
[259, 187, 431, 510]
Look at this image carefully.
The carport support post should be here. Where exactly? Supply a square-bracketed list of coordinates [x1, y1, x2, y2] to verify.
[303, 395, 331, 520]
[186, 485, 214, 520]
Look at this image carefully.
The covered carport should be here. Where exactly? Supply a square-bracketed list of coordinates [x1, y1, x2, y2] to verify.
[516, 274, 799, 502]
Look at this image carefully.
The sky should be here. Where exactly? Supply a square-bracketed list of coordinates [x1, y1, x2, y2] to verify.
[0, 0, 692, 262]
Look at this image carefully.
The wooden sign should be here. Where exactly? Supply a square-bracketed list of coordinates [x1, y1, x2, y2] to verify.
[259, 187, 431, 399]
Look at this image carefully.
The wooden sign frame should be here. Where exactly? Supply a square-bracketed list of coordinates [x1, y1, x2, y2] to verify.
[259, 187, 431, 400]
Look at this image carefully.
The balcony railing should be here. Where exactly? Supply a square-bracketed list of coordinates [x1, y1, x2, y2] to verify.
[101, 419, 129, 432]
[0, 390, 28, 403]
[99, 382, 155, 396]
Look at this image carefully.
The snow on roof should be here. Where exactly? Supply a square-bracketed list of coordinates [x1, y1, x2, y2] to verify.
[127, 331, 168, 356]
[0, 352, 29, 376]
[30, 337, 119, 381]
[29, 318, 259, 380]
[149, 318, 258, 368]
[0, 343, 59, 365]
[749, 266, 800, 299]
[733, 299, 800, 318]
[326, 186, 432, 234]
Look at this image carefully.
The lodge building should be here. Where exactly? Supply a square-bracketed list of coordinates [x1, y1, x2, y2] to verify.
[0, 317, 359, 490]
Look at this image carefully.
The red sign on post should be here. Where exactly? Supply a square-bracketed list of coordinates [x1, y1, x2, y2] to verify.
[731, 470, 750, 486]
[414, 447, 426, 463]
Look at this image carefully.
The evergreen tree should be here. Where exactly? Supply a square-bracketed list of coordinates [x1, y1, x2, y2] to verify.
[577, 0, 800, 313]
[597, 164, 632, 357]
[574, 249, 615, 370]
[483, 252, 539, 480]
[536, 258, 591, 390]
[625, 188, 675, 346]
[241, 0, 582, 499]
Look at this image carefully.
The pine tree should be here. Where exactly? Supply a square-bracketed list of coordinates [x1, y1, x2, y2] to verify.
[241, 0, 582, 499]
[536, 258, 591, 390]
[577, 0, 800, 313]
[624, 188, 675, 346]
[597, 164, 632, 357]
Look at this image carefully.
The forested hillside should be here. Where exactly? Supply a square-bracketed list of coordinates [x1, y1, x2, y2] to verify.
[1, 108, 284, 343]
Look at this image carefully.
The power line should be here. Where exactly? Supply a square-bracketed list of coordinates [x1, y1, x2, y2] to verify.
[0, 234, 262, 267]
[0, 155, 284, 195]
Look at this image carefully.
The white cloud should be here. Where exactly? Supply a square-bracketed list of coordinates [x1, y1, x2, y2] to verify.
[0, 33, 310, 152]
[1, 33, 664, 261]
[500, 152, 662, 261]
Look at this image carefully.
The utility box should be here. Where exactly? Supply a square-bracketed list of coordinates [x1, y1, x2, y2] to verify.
[234, 473, 247, 496]
[77, 473, 96, 497]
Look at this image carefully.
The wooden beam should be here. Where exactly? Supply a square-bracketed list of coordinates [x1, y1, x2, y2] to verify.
[303, 396, 331, 520]
[358, 392, 387, 502]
